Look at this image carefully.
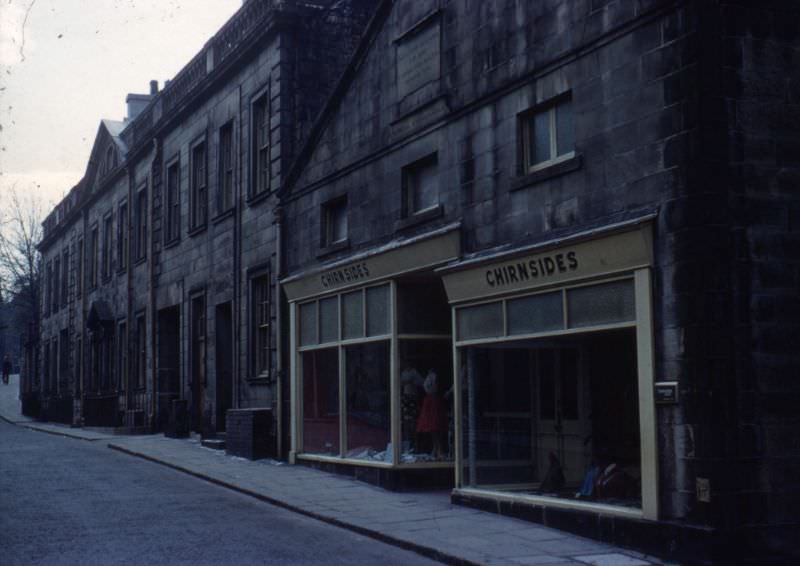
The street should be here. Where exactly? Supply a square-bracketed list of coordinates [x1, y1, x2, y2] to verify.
[0, 419, 438, 566]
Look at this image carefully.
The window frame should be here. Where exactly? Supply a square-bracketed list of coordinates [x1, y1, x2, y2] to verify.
[52, 255, 60, 312]
[321, 196, 348, 250]
[190, 137, 208, 232]
[60, 248, 69, 306]
[117, 200, 128, 273]
[134, 184, 148, 263]
[250, 89, 270, 198]
[102, 211, 113, 281]
[164, 157, 181, 244]
[250, 268, 273, 380]
[76, 236, 84, 299]
[117, 319, 128, 392]
[217, 120, 235, 215]
[135, 312, 147, 390]
[520, 95, 575, 173]
[402, 153, 440, 218]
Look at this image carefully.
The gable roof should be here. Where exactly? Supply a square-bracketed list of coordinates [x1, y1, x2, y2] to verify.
[280, 0, 393, 197]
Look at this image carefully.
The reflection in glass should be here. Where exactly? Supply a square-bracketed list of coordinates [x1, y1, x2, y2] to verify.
[319, 296, 339, 344]
[567, 280, 635, 328]
[366, 284, 389, 336]
[457, 302, 503, 341]
[302, 348, 339, 455]
[342, 290, 363, 339]
[299, 302, 317, 346]
[345, 342, 390, 462]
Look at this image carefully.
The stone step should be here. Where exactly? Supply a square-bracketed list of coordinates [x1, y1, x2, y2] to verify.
[201, 438, 227, 450]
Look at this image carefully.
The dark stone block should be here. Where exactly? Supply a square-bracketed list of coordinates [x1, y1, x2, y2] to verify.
[225, 408, 274, 460]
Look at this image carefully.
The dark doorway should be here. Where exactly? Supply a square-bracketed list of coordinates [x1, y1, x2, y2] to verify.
[190, 295, 207, 434]
[156, 306, 181, 432]
[215, 302, 233, 432]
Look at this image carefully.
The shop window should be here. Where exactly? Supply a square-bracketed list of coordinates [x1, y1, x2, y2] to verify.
[507, 292, 563, 336]
[402, 154, 439, 217]
[461, 330, 641, 509]
[102, 214, 113, 280]
[165, 161, 180, 243]
[398, 340, 453, 462]
[457, 302, 503, 341]
[190, 141, 208, 230]
[341, 290, 363, 340]
[365, 285, 389, 336]
[251, 273, 273, 378]
[345, 342, 390, 461]
[322, 197, 348, 248]
[117, 201, 128, 272]
[521, 97, 574, 172]
[302, 348, 339, 456]
[251, 92, 270, 196]
[319, 296, 339, 344]
[567, 280, 635, 328]
[218, 121, 234, 213]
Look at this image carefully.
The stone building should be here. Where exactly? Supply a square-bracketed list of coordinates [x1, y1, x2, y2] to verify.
[280, 0, 799, 563]
[33, 0, 376, 450]
[29, 0, 799, 562]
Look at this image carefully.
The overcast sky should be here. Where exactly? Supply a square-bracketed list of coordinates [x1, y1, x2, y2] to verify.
[0, 0, 241, 211]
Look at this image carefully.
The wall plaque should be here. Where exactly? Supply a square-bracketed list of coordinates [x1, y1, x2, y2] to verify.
[396, 19, 440, 100]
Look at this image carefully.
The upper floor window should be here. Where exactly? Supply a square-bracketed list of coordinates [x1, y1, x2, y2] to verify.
[521, 97, 574, 172]
[135, 186, 147, 262]
[165, 161, 180, 243]
[105, 146, 116, 175]
[102, 214, 113, 280]
[322, 197, 348, 248]
[117, 201, 128, 272]
[252, 93, 270, 196]
[44, 262, 52, 317]
[89, 226, 98, 288]
[76, 237, 84, 298]
[52, 256, 60, 312]
[61, 249, 69, 306]
[402, 154, 439, 217]
[218, 122, 234, 213]
[191, 141, 208, 230]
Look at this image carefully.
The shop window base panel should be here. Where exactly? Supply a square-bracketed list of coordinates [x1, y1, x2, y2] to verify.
[296, 454, 454, 491]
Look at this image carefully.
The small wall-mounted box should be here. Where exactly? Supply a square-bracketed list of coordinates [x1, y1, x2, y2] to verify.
[655, 381, 679, 405]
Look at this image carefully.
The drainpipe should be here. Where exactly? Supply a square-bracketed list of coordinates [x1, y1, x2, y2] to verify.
[147, 138, 159, 430]
[274, 204, 284, 458]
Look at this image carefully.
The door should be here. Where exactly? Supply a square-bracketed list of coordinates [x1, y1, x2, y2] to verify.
[535, 347, 590, 486]
[214, 302, 233, 432]
[190, 295, 206, 434]
[156, 306, 181, 431]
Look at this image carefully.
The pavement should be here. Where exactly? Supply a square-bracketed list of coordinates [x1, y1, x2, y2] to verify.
[0, 375, 676, 566]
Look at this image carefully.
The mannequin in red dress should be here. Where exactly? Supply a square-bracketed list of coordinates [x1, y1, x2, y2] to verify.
[416, 370, 446, 459]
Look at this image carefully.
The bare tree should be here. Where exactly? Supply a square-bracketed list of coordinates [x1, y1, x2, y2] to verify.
[0, 185, 44, 354]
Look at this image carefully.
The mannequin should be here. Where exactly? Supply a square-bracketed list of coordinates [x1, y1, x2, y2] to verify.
[416, 370, 446, 459]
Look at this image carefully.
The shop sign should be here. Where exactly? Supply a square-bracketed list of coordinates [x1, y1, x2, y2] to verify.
[441, 225, 652, 304]
[282, 227, 460, 302]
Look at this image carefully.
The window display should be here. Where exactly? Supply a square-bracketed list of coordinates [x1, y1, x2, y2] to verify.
[302, 348, 339, 455]
[345, 341, 390, 461]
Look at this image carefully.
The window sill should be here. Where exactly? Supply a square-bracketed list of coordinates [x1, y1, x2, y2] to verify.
[133, 257, 146, 267]
[187, 224, 207, 238]
[394, 204, 443, 232]
[116, 267, 127, 276]
[246, 189, 271, 207]
[212, 207, 235, 225]
[163, 238, 180, 250]
[317, 239, 350, 259]
[246, 374, 272, 385]
[510, 153, 582, 192]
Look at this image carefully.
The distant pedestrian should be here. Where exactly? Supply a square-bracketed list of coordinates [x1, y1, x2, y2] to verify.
[2, 355, 11, 385]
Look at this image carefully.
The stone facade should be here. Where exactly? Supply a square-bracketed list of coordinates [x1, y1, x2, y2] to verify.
[280, 0, 799, 562]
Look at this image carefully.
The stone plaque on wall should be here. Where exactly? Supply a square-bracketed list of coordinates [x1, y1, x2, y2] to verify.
[396, 17, 441, 100]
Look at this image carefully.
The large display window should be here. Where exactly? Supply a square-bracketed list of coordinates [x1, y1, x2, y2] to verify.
[442, 224, 659, 521]
[292, 276, 454, 469]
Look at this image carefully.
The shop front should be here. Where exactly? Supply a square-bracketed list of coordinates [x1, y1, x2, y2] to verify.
[283, 226, 461, 485]
[440, 221, 659, 521]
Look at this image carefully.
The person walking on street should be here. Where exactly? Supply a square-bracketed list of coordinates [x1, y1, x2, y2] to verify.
[2, 355, 11, 385]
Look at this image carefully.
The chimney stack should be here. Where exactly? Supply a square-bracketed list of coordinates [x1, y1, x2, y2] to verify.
[150, 80, 159, 95]
[126, 81, 158, 121]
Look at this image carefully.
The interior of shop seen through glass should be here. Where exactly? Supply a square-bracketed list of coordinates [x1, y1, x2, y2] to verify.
[458, 279, 642, 509]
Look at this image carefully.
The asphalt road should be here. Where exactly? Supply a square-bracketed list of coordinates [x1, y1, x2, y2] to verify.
[0, 420, 438, 566]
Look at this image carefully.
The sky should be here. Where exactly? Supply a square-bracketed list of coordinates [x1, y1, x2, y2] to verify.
[0, 0, 242, 212]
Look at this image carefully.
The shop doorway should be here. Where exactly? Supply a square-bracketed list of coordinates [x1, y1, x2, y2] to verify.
[156, 306, 181, 431]
[214, 302, 233, 432]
